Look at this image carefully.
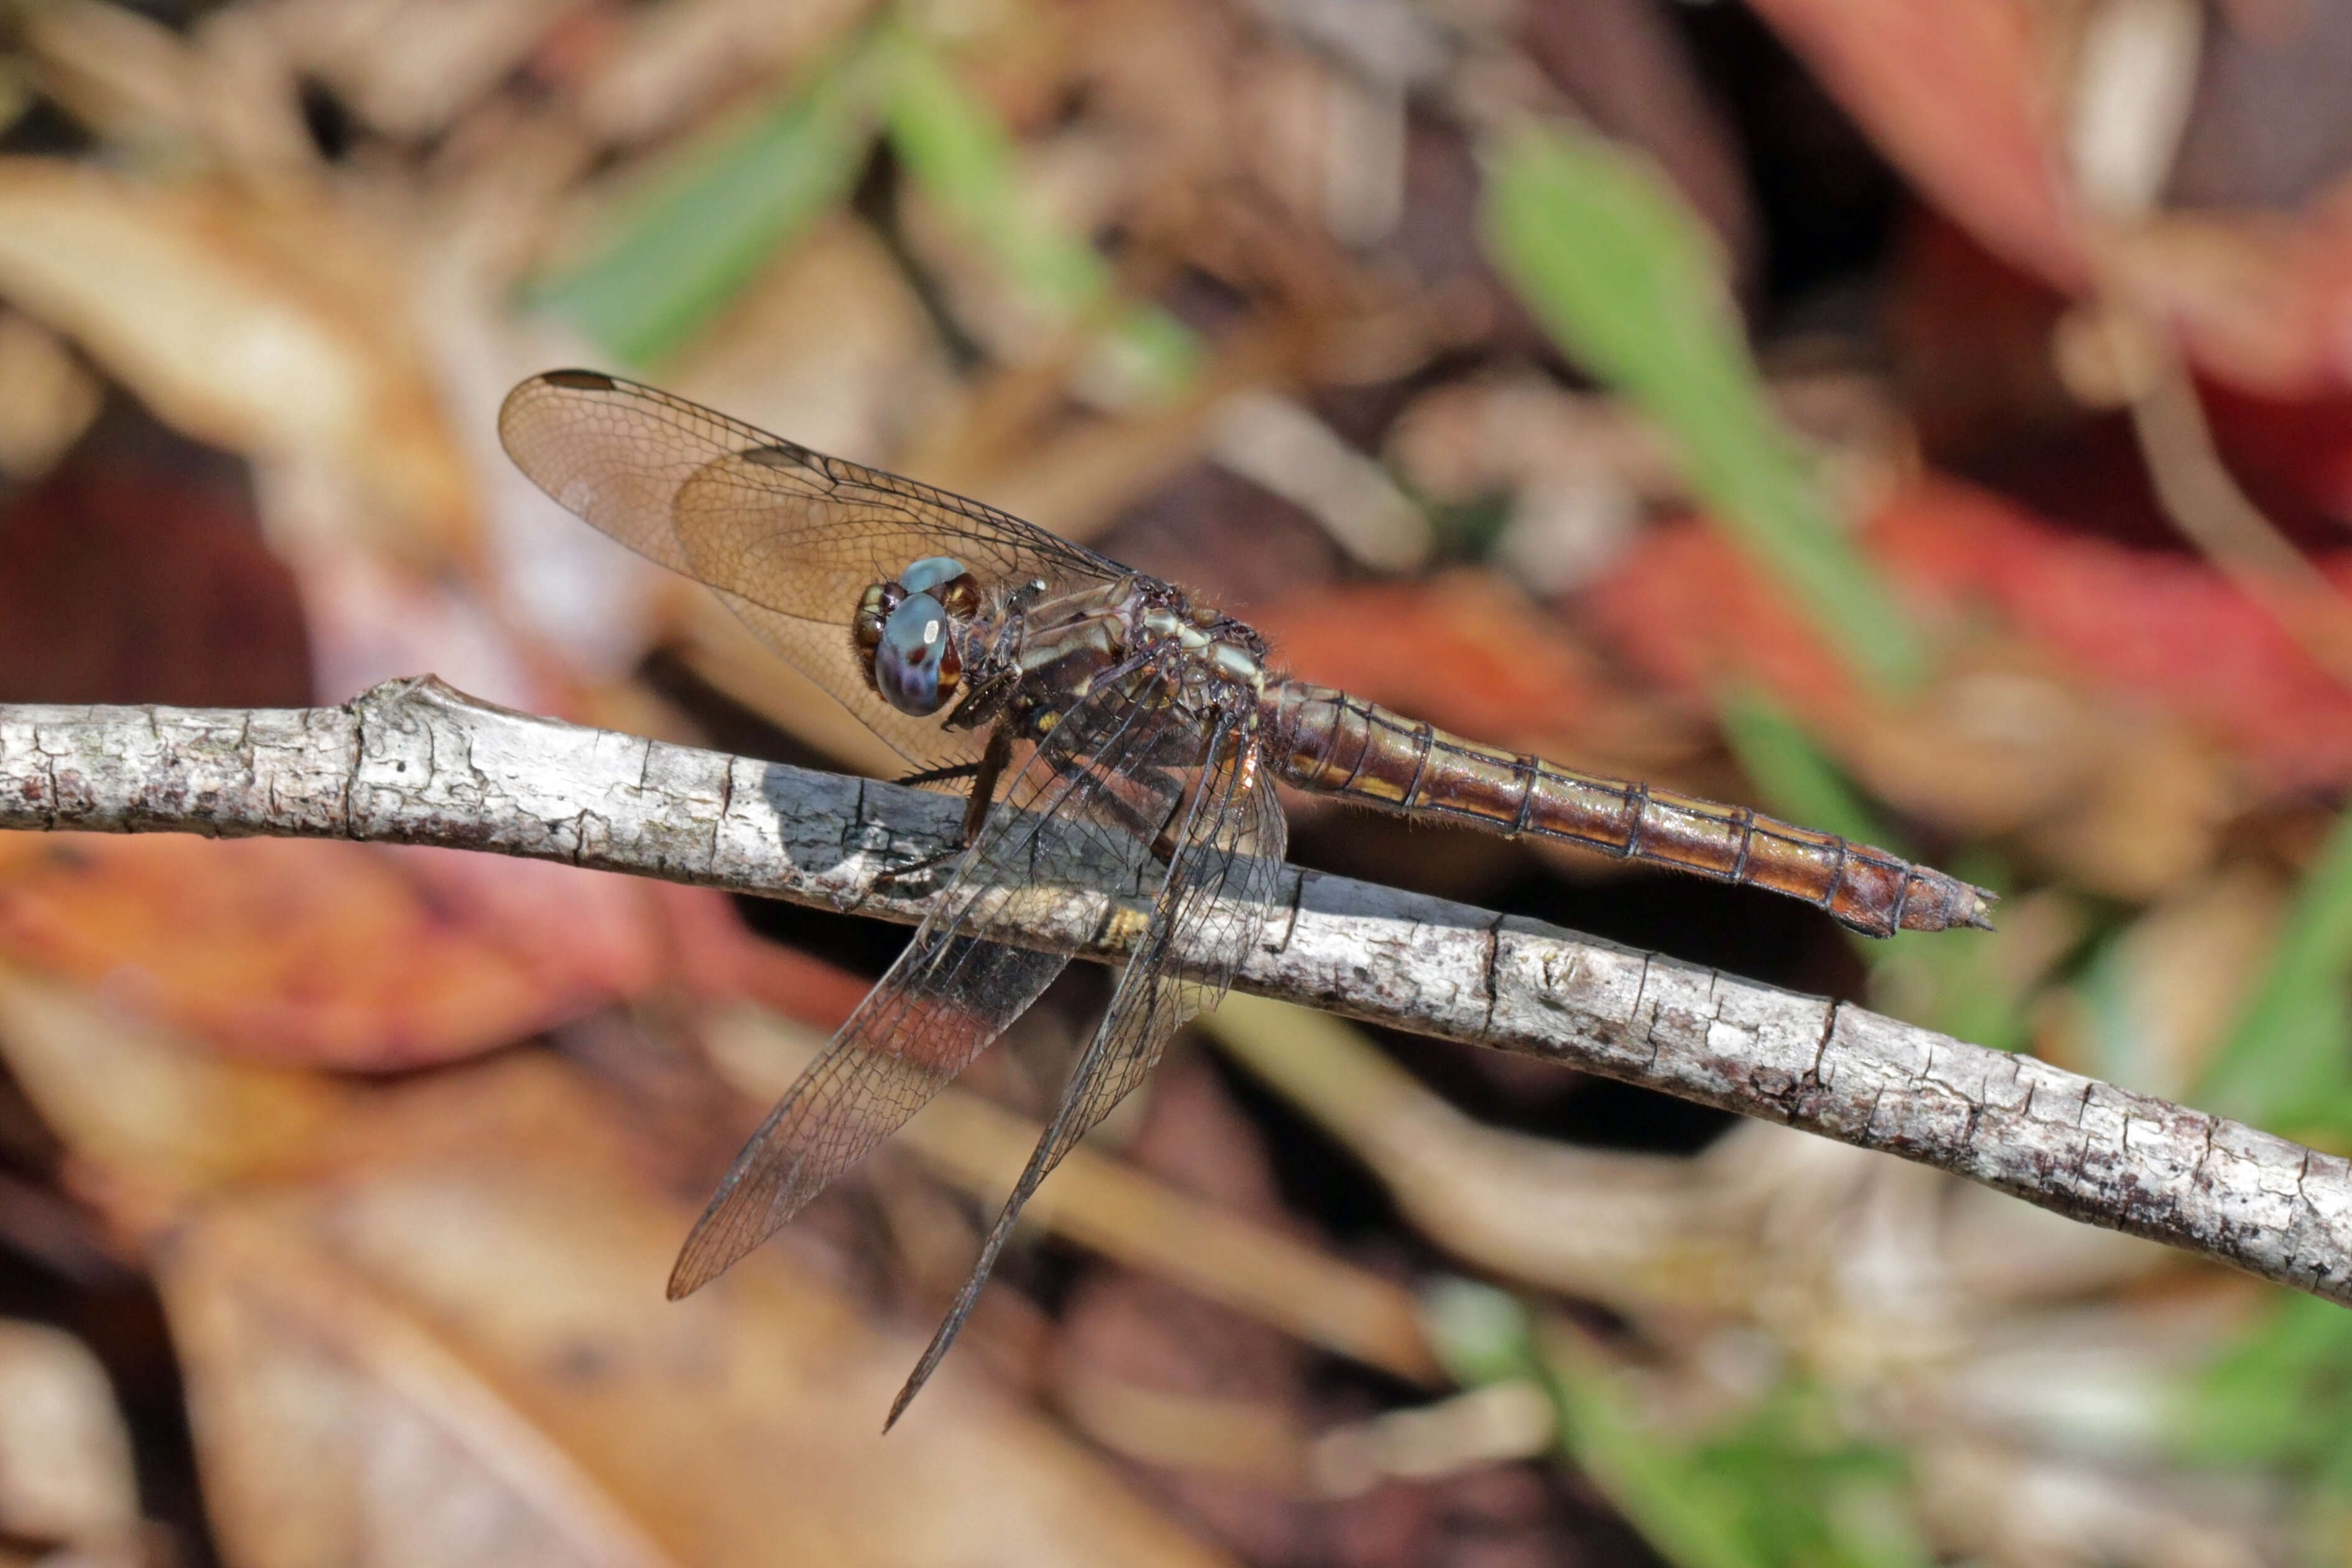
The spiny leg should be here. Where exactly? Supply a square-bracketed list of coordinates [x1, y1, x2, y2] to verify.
[875, 725, 1015, 888]
[1148, 766, 1208, 865]
[895, 761, 981, 788]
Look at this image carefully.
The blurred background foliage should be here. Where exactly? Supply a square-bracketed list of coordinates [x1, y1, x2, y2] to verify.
[2, 0, 2352, 1562]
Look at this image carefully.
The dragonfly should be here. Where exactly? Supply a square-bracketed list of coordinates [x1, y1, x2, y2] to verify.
[499, 369, 1995, 1425]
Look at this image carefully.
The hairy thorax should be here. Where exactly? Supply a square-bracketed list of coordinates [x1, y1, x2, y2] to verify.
[968, 577, 1270, 746]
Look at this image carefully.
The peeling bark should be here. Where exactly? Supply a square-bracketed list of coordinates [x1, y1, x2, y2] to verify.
[2, 677, 2344, 1307]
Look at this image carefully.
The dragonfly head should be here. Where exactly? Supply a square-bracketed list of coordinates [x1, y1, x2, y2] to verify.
[853, 557, 983, 716]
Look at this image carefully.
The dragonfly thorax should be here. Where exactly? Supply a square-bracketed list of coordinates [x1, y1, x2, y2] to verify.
[853, 557, 983, 717]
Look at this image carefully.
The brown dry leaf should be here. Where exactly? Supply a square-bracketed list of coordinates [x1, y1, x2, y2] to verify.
[158, 1201, 679, 1568]
[1835, 648, 2233, 898]
[0, 971, 1237, 1568]
[922, 384, 1229, 548]
[569, 0, 873, 147]
[1747, 0, 2082, 289]
[0, 1319, 142, 1557]
[1202, 994, 2168, 1335]
[1753, 0, 2352, 397]
[19, 0, 206, 151]
[28, 0, 327, 196]
[0, 833, 668, 1070]
[0, 159, 478, 559]
[0, 966, 343, 1197]
[0, 308, 101, 480]
[1201, 995, 1760, 1314]
[702, 1005, 1439, 1386]
[2009, 707, 2234, 900]
[1252, 568, 1699, 784]
[0, 402, 314, 711]
[268, 0, 581, 144]
[1586, 488, 2255, 888]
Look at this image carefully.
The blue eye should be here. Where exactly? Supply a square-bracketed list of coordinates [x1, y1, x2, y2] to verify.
[873, 591, 962, 715]
[899, 557, 969, 596]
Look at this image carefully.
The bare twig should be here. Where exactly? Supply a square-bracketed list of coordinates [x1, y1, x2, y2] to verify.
[2, 677, 2345, 1306]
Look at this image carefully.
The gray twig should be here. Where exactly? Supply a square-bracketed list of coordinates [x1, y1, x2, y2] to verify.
[2, 677, 2343, 1305]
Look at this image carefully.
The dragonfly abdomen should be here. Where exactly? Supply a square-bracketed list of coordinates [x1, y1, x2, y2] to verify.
[1263, 684, 1993, 938]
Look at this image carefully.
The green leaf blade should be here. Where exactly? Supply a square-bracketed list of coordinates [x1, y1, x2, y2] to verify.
[1480, 125, 1926, 691]
[532, 53, 879, 367]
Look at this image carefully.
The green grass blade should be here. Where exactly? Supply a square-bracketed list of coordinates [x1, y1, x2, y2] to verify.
[2198, 807, 2352, 1134]
[2183, 1291, 2352, 1473]
[1715, 686, 2020, 1047]
[1716, 685, 1900, 853]
[1423, 1283, 1764, 1568]
[1543, 1352, 1767, 1568]
[881, 27, 1196, 399]
[1480, 124, 1925, 690]
[530, 45, 880, 367]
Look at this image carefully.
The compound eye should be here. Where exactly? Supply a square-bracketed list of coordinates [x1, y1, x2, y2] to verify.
[899, 556, 982, 618]
[873, 591, 962, 715]
[898, 556, 967, 595]
[852, 582, 898, 656]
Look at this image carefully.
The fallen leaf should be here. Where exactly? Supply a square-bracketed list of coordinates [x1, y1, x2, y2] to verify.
[0, 971, 1239, 1567]
[0, 1319, 141, 1554]
[704, 1004, 1439, 1384]
[1589, 475, 2352, 798]
[0, 406, 311, 709]
[1251, 568, 1697, 780]
[0, 159, 477, 557]
[0, 835, 662, 1070]
[1753, 0, 2352, 398]
[1745, 1, 2081, 289]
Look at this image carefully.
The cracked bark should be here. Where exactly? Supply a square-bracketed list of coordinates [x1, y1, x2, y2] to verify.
[2, 677, 2346, 1307]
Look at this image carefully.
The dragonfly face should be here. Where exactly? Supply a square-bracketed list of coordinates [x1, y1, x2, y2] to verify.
[852, 556, 983, 717]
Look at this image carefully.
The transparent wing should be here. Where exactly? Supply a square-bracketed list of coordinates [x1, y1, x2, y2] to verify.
[667, 662, 1184, 1299]
[498, 369, 1129, 769]
[886, 715, 1289, 1426]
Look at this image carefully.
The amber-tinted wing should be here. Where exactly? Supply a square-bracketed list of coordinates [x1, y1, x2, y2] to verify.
[886, 712, 1289, 1426]
[498, 369, 1129, 769]
[666, 659, 1190, 1299]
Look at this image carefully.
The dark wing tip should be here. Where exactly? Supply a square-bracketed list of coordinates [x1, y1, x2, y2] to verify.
[538, 368, 621, 391]
[498, 369, 629, 447]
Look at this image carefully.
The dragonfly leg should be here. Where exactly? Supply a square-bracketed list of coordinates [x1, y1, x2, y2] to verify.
[957, 725, 1014, 842]
[875, 726, 1014, 888]
[895, 761, 981, 788]
[1146, 763, 1215, 866]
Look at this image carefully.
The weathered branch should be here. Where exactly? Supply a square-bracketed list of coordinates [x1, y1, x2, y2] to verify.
[2, 678, 2345, 1307]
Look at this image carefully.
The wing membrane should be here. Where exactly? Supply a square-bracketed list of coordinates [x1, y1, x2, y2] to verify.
[498, 369, 1127, 769]
[886, 715, 1289, 1425]
[667, 664, 1179, 1298]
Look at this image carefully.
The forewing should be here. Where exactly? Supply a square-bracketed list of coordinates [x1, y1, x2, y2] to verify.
[498, 369, 1126, 768]
[667, 666, 1179, 1299]
[886, 717, 1288, 1425]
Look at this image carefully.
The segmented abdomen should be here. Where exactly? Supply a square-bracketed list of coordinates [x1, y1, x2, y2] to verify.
[1263, 684, 1994, 938]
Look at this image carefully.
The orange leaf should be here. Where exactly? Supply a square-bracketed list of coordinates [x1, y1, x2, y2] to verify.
[1748, 0, 2083, 287]
[0, 835, 661, 1069]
